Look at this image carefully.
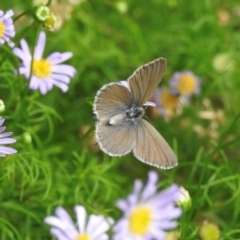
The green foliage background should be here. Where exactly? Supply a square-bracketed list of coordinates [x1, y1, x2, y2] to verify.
[1, 0, 240, 239]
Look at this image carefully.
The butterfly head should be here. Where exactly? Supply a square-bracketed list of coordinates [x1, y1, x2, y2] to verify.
[126, 105, 145, 120]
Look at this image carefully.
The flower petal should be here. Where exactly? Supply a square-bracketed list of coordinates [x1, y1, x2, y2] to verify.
[74, 205, 87, 233]
[34, 31, 46, 59]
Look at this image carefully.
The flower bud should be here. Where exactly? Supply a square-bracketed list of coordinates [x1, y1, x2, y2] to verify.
[0, 100, 5, 113]
[43, 12, 58, 31]
[200, 221, 220, 240]
[175, 186, 191, 212]
[35, 5, 50, 22]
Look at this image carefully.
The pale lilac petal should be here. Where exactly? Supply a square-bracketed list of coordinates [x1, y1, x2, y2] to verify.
[0, 118, 17, 157]
[51, 74, 71, 84]
[19, 67, 29, 75]
[39, 81, 49, 95]
[50, 228, 69, 240]
[53, 80, 69, 92]
[132, 179, 143, 196]
[34, 31, 46, 59]
[154, 220, 178, 229]
[141, 171, 158, 201]
[119, 80, 129, 90]
[74, 205, 87, 233]
[4, 9, 14, 18]
[6, 39, 14, 48]
[116, 199, 129, 211]
[87, 215, 112, 239]
[20, 39, 32, 60]
[0, 118, 5, 126]
[0, 126, 6, 133]
[29, 76, 40, 90]
[0, 138, 16, 144]
[55, 207, 75, 225]
[144, 101, 156, 107]
[13, 48, 24, 60]
[113, 171, 182, 240]
[0, 146, 17, 154]
[44, 216, 78, 239]
[51, 65, 76, 77]
[149, 227, 166, 240]
[47, 52, 73, 64]
[0, 132, 13, 138]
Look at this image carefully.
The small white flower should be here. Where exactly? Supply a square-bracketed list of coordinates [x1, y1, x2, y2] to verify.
[13, 31, 76, 95]
[113, 171, 182, 240]
[169, 71, 201, 96]
[0, 9, 15, 47]
[0, 117, 17, 157]
[44, 205, 113, 240]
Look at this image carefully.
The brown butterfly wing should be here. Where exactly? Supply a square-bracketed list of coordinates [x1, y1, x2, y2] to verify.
[93, 83, 132, 121]
[96, 120, 136, 156]
[94, 83, 136, 156]
[133, 119, 178, 169]
[128, 58, 167, 106]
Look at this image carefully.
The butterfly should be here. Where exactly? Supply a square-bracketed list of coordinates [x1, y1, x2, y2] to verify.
[93, 58, 178, 169]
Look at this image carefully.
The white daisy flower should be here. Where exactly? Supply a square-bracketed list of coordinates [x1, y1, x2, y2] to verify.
[169, 71, 201, 96]
[0, 9, 15, 47]
[113, 171, 182, 240]
[13, 31, 76, 95]
[0, 117, 17, 157]
[44, 205, 113, 240]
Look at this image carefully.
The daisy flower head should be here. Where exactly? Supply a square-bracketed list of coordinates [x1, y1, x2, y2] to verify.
[169, 71, 201, 96]
[0, 117, 17, 157]
[44, 205, 113, 240]
[152, 88, 187, 120]
[113, 171, 182, 240]
[13, 31, 76, 95]
[0, 9, 15, 48]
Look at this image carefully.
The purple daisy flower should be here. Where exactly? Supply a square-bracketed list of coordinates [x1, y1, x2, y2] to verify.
[0, 9, 15, 48]
[113, 171, 182, 240]
[152, 88, 181, 119]
[13, 31, 76, 95]
[169, 71, 201, 96]
[44, 205, 113, 240]
[0, 117, 17, 157]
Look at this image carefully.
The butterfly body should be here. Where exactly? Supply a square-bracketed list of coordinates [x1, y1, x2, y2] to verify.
[93, 58, 178, 169]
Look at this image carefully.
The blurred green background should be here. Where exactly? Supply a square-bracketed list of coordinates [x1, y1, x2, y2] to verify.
[1, 0, 240, 239]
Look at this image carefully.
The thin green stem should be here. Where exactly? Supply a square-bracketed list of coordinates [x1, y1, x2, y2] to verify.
[13, 10, 33, 23]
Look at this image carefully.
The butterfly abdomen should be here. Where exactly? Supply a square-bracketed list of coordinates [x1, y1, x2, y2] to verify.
[109, 113, 126, 125]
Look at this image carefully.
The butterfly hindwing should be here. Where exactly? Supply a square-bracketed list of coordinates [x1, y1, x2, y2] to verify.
[133, 119, 178, 169]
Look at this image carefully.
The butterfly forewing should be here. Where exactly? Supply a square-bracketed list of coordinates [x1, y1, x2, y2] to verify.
[93, 83, 132, 121]
[133, 119, 178, 169]
[128, 58, 167, 106]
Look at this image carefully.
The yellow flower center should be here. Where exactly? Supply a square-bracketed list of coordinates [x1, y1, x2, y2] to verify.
[76, 233, 90, 240]
[32, 59, 52, 78]
[160, 90, 179, 109]
[0, 21, 5, 38]
[177, 74, 197, 94]
[129, 206, 152, 235]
